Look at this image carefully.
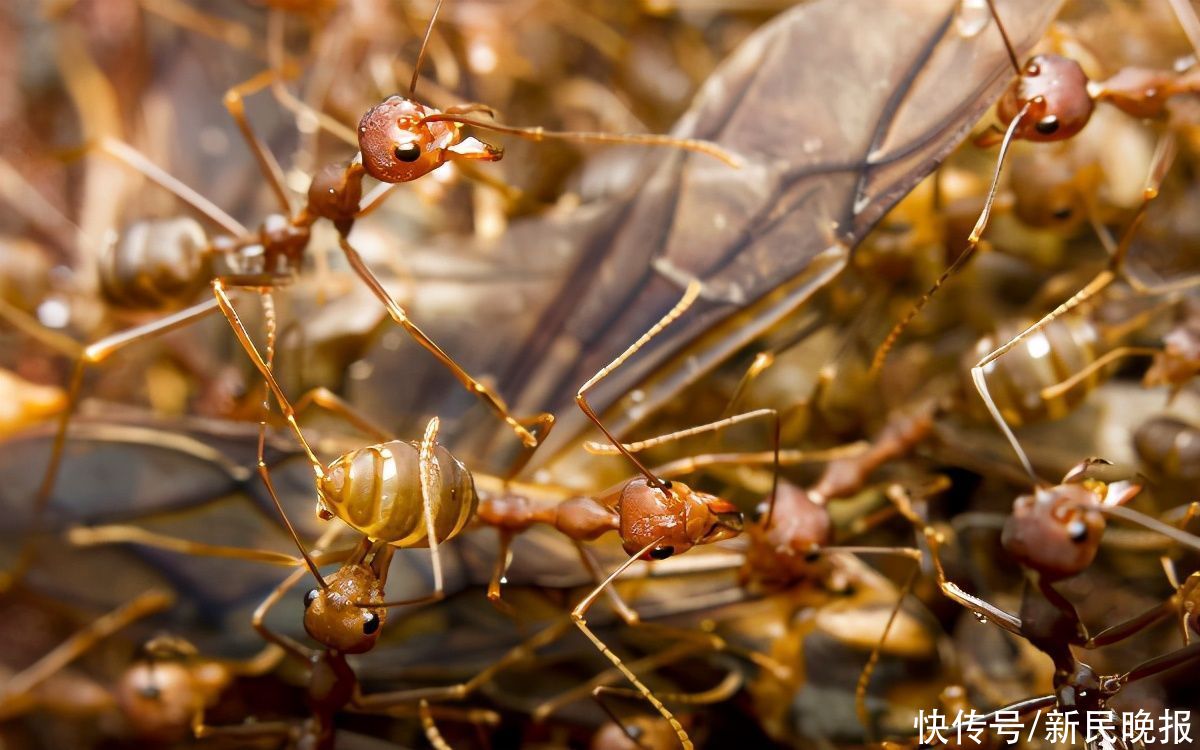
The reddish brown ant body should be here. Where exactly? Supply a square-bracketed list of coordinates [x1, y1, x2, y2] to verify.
[871, 0, 1200, 375]
[890, 461, 1200, 745]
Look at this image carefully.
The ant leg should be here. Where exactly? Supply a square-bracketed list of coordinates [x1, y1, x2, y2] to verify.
[251, 566, 317, 663]
[94, 138, 247, 237]
[420, 114, 743, 168]
[1, 299, 223, 591]
[594, 664, 744, 706]
[136, 0, 256, 53]
[293, 386, 396, 442]
[68, 525, 303, 566]
[887, 484, 1025, 636]
[0, 590, 174, 719]
[572, 539, 693, 749]
[922, 526, 1023, 635]
[1084, 598, 1177, 648]
[578, 280, 702, 486]
[870, 102, 1032, 374]
[212, 280, 326, 478]
[485, 530, 516, 614]
[854, 561, 921, 739]
[0, 296, 84, 359]
[263, 9, 359, 148]
[222, 70, 293, 213]
[650, 444, 869, 482]
[582, 409, 777, 457]
[1109, 640, 1200, 695]
[337, 235, 554, 449]
[533, 640, 710, 722]
[352, 618, 575, 708]
[1039, 347, 1163, 401]
[419, 700, 453, 750]
[244, 288, 336, 586]
[574, 541, 641, 624]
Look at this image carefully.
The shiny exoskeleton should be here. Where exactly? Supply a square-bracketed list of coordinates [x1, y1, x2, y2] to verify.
[319, 439, 477, 546]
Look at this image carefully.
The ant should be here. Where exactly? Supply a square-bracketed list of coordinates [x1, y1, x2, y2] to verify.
[71, 423, 502, 749]
[9, 0, 741, 593]
[870, 0, 1200, 375]
[887, 460, 1200, 746]
[577, 398, 941, 740]
[73, 281, 746, 749]
[0, 589, 269, 744]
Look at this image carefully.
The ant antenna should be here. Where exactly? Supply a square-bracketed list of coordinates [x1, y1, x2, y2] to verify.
[410, 0, 445, 97]
[870, 101, 1032, 375]
[984, 0, 1023, 77]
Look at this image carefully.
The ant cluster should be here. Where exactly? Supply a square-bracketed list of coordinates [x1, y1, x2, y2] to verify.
[1, 0, 1200, 748]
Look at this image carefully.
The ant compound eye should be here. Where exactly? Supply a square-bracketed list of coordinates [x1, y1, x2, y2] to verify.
[304, 589, 320, 608]
[393, 143, 422, 163]
[1035, 115, 1060, 135]
[362, 612, 381, 635]
[1067, 519, 1089, 543]
[649, 546, 674, 560]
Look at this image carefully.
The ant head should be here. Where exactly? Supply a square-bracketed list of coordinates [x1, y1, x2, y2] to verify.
[755, 481, 833, 554]
[302, 564, 386, 654]
[115, 655, 229, 742]
[616, 477, 742, 560]
[359, 96, 503, 184]
[998, 55, 1095, 143]
[1001, 482, 1104, 580]
[743, 482, 833, 587]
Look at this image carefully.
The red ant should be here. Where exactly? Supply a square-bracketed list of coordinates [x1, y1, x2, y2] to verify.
[68, 283, 752, 749]
[0, 590, 274, 744]
[870, 0, 1200, 376]
[887, 459, 1200, 745]
[6, 0, 741, 595]
[70, 425, 503, 749]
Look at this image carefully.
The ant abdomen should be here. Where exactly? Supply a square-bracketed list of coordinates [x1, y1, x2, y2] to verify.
[998, 55, 1095, 142]
[1133, 416, 1200, 481]
[319, 440, 477, 546]
[99, 218, 212, 310]
[967, 313, 1104, 427]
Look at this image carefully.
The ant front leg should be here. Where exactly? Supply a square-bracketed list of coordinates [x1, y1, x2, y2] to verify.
[572, 539, 694, 750]
[336, 235, 554, 450]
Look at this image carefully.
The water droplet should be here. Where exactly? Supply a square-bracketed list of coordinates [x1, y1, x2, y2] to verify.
[973, 612, 988, 624]
[955, 0, 990, 38]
